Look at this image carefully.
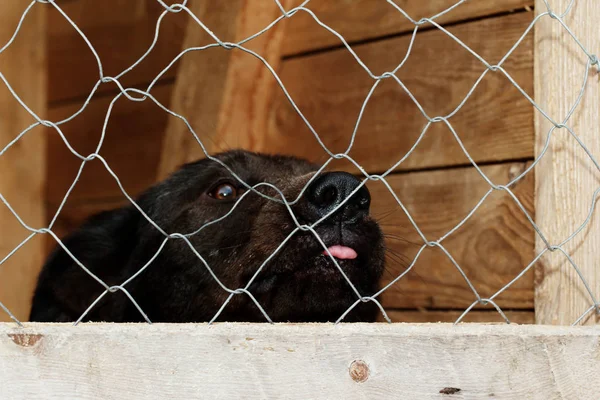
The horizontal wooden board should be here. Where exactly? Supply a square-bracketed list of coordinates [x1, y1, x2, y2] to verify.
[282, 0, 534, 56]
[47, 0, 533, 103]
[2, 323, 600, 400]
[46, 84, 173, 205]
[380, 310, 534, 324]
[259, 12, 534, 172]
[45, 161, 534, 312]
[46, 12, 535, 205]
[372, 162, 534, 310]
[48, 0, 186, 104]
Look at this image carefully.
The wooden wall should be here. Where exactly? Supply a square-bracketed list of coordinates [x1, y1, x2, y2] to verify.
[42, 0, 535, 323]
[0, 2, 46, 322]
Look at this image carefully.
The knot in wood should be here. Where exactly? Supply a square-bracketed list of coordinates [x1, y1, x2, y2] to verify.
[349, 360, 369, 383]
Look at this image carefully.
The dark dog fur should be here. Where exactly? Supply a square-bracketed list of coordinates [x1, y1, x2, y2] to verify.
[30, 150, 384, 323]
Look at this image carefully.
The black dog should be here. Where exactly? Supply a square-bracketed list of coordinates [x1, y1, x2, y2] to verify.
[30, 150, 384, 323]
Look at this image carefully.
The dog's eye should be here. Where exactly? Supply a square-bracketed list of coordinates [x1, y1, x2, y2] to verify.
[209, 182, 238, 200]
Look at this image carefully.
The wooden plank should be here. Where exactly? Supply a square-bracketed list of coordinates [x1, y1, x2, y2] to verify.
[48, 161, 534, 311]
[534, 1, 600, 325]
[45, 84, 173, 205]
[282, 0, 534, 56]
[0, 3, 46, 322]
[47, 0, 186, 104]
[380, 310, 534, 324]
[47, 0, 534, 103]
[157, 0, 292, 180]
[374, 162, 534, 309]
[48, 12, 534, 203]
[261, 12, 534, 171]
[1, 323, 600, 399]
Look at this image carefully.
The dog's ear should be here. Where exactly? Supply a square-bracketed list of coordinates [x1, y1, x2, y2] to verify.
[29, 206, 140, 322]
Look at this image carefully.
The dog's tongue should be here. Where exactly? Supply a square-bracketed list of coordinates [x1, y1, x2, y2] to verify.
[323, 245, 357, 260]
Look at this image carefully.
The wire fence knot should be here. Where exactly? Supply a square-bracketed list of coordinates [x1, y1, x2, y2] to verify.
[0, 0, 598, 328]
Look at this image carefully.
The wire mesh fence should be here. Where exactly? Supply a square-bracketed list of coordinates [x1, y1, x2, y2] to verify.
[0, 0, 598, 327]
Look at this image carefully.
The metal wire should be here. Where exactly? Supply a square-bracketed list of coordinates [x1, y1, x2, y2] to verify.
[0, 0, 598, 327]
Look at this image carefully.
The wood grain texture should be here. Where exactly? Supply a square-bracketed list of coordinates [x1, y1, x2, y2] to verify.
[381, 310, 534, 324]
[47, 0, 534, 103]
[373, 162, 534, 310]
[259, 12, 534, 172]
[534, 1, 600, 325]
[157, 0, 292, 180]
[2, 323, 600, 399]
[48, 0, 186, 104]
[47, 12, 535, 203]
[0, 2, 46, 322]
[47, 161, 534, 312]
[46, 84, 173, 205]
[282, 0, 534, 56]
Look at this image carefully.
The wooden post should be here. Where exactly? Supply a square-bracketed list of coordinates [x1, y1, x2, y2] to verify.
[157, 1, 291, 180]
[0, 3, 46, 322]
[534, 0, 600, 324]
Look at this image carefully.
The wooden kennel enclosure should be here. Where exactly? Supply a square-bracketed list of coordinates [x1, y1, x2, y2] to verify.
[0, 0, 599, 398]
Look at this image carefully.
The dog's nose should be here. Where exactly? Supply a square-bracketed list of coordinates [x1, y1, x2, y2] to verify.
[304, 172, 370, 223]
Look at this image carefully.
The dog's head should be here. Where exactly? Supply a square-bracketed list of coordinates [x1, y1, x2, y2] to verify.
[31, 150, 385, 323]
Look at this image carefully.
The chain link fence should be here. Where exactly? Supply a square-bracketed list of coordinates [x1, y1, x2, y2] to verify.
[0, 0, 598, 326]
